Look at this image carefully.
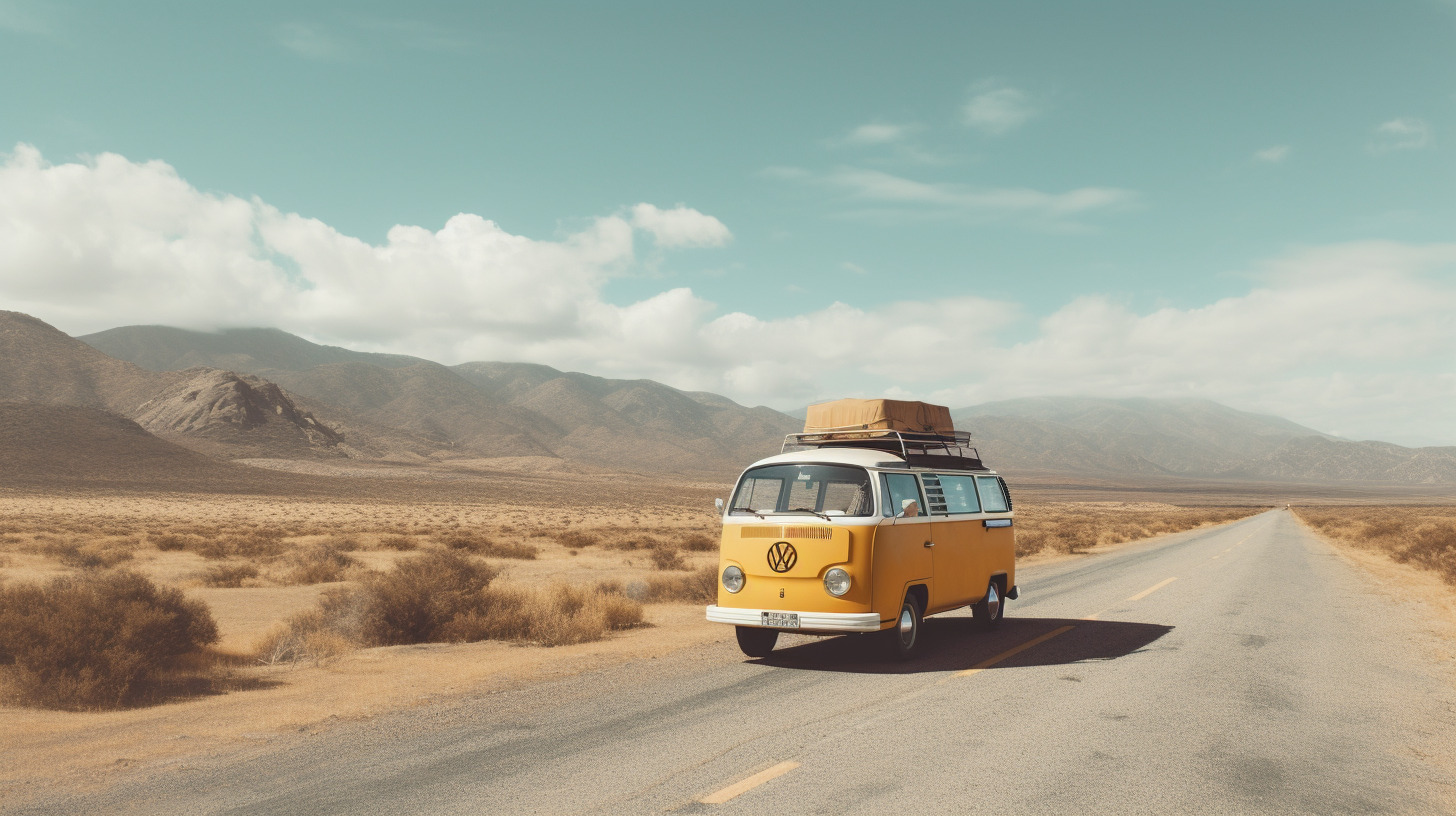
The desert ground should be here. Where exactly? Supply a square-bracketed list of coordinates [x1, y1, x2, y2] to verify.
[1, 466, 1452, 809]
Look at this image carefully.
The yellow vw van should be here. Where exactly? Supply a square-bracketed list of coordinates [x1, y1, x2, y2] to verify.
[706, 399, 1016, 659]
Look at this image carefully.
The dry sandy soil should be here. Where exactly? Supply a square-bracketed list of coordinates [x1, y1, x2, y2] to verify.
[0, 471, 1449, 807]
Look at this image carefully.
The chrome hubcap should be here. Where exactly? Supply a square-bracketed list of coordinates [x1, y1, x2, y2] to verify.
[898, 607, 915, 645]
[986, 584, 1001, 620]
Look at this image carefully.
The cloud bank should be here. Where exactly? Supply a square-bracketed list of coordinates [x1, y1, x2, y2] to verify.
[3, 144, 1454, 446]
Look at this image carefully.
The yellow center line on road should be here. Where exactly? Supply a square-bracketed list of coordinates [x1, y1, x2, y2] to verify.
[1127, 577, 1177, 602]
[698, 760, 801, 805]
[955, 625, 1076, 677]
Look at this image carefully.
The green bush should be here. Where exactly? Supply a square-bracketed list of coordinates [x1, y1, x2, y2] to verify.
[0, 571, 219, 709]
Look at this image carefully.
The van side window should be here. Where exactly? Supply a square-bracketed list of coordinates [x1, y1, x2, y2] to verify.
[938, 475, 982, 514]
[976, 476, 1010, 513]
[881, 473, 924, 517]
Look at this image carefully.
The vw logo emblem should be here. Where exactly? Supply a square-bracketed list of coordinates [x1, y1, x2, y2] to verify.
[767, 541, 797, 573]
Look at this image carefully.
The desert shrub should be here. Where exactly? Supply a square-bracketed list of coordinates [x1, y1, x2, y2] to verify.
[442, 584, 644, 645]
[1299, 507, 1456, 585]
[555, 530, 601, 548]
[643, 566, 718, 604]
[1011, 503, 1264, 557]
[0, 571, 218, 709]
[354, 550, 501, 645]
[41, 541, 134, 569]
[275, 542, 359, 585]
[193, 531, 287, 561]
[376, 535, 418, 551]
[607, 535, 661, 552]
[681, 533, 717, 552]
[199, 563, 261, 588]
[649, 545, 687, 571]
[256, 551, 643, 655]
[254, 607, 355, 666]
[440, 533, 538, 560]
[153, 533, 193, 552]
[481, 540, 539, 560]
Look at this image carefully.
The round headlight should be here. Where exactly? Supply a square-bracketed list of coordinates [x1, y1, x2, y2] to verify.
[823, 567, 851, 597]
[722, 565, 745, 593]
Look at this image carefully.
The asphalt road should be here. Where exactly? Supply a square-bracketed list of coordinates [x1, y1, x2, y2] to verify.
[18, 509, 1456, 815]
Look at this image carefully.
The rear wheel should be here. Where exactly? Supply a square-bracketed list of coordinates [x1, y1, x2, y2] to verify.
[735, 626, 778, 657]
[885, 593, 923, 660]
[973, 581, 1003, 630]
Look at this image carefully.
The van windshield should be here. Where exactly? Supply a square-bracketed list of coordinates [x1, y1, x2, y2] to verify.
[730, 464, 873, 517]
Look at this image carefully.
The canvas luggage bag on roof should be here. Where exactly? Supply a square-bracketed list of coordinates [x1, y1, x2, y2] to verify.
[803, 398, 954, 436]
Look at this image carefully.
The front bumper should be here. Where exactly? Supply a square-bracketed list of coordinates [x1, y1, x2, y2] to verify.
[706, 605, 884, 633]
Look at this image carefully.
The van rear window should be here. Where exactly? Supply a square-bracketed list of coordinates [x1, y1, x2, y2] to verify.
[976, 476, 1010, 513]
[730, 464, 873, 517]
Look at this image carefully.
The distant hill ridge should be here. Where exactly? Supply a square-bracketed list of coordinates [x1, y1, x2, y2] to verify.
[78, 320, 801, 474]
[1, 312, 1449, 484]
[955, 396, 1456, 484]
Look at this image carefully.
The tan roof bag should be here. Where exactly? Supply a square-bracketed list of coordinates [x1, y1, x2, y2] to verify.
[804, 398, 954, 436]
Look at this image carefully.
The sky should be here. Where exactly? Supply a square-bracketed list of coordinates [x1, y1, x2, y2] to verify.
[1, 1, 1454, 446]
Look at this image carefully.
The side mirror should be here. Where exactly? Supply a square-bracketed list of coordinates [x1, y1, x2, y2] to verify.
[715, 498, 725, 513]
[898, 499, 919, 518]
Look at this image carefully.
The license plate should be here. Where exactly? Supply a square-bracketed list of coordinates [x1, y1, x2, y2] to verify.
[762, 611, 799, 629]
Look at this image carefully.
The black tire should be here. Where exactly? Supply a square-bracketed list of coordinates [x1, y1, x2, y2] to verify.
[735, 626, 778, 658]
[973, 581, 1003, 630]
[885, 592, 923, 660]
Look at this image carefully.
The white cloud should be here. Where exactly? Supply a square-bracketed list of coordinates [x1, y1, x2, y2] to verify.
[276, 22, 349, 60]
[4, 146, 1455, 445]
[1371, 117, 1433, 152]
[823, 167, 1136, 225]
[840, 123, 916, 146]
[628, 203, 731, 248]
[963, 80, 1037, 135]
[928, 241, 1456, 445]
[1254, 145, 1290, 163]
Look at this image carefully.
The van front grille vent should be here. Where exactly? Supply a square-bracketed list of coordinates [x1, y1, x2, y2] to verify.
[783, 526, 833, 540]
[740, 526, 783, 538]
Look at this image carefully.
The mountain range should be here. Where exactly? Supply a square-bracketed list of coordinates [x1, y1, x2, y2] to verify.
[2, 310, 1452, 486]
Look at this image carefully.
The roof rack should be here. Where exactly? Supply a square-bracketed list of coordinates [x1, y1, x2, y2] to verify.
[782, 429, 987, 472]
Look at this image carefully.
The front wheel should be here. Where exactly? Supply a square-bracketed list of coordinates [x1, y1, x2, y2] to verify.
[885, 593, 923, 660]
[973, 581, 1003, 630]
[735, 626, 778, 658]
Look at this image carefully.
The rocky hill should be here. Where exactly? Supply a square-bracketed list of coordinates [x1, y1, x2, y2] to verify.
[79, 323, 800, 473]
[0, 312, 348, 461]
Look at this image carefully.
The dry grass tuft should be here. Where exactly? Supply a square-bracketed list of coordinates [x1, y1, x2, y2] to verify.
[642, 566, 718, 604]
[555, 530, 601, 548]
[1296, 506, 1456, 585]
[273, 542, 360, 585]
[193, 531, 287, 561]
[198, 563, 261, 588]
[1013, 503, 1263, 556]
[439, 532, 539, 560]
[253, 549, 643, 659]
[0, 571, 218, 709]
[680, 533, 717, 552]
[41, 540, 135, 570]
[649, 544, 687, 571]
[375, 534, 418, 551]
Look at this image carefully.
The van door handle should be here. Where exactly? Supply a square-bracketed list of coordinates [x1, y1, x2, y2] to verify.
[924, 541, 934, 548]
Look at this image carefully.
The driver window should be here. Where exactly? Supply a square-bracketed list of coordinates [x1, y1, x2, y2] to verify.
[881, 473, 925, 518]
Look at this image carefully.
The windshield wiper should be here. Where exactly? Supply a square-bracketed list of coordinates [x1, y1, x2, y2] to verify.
[788, 507, 833, 521]
[730, 507, 765, 519]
